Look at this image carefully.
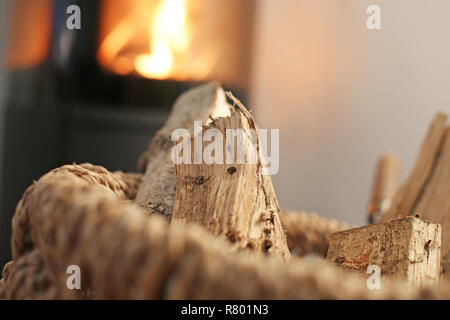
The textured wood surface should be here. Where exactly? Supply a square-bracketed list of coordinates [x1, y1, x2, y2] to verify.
[327, 217, 441, 288]
[383, 113, 447, 220]
[172, 92, 290, 261]
[368, 153, 401, 224]
[381, 113, 450, 274]
[136, 82, 231, 218]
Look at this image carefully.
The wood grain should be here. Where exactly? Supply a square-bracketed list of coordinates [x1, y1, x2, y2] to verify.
[381, 113, 450, 275]
[135, 82, 231, 218]
[383, 113, 448, 220]
[327, 217, 441, 288]
[172, 92, 290, 261]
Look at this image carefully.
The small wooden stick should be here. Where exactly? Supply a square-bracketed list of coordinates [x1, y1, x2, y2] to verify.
[367, 153, 401, 224]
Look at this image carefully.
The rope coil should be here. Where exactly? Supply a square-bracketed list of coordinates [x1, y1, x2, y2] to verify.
[1, 164, 450, 299]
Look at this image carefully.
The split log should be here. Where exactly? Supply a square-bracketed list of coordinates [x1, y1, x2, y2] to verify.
[136, 82, 231, 218]
[383, 113, 448, 219]
[327, 217, 441, 288]
[8, 167, 450, 299]
[381, 113, 450, 274]
[171, 92, 290, 260]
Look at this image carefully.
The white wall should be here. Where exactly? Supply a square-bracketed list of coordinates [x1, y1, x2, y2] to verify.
[251, 0, 450, 225]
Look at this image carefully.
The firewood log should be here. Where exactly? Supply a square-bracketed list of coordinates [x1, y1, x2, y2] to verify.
[327, 217, 441, 288]
[381, 113, 450, 274]
[135, 82, 231, 219]
[135, 83, 290, 259]
[171, 92, 290, 260]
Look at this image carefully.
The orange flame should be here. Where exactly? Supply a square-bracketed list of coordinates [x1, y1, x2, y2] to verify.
[97, 0, 253, 88]
[98, 0, 197, 80]
[135, 0, 188, 79]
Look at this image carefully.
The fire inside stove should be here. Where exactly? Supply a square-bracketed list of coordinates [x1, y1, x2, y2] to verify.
[97, 0, 253, 87]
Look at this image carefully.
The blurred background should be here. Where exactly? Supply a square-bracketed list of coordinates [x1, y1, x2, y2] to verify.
[0, 0, 450, 267]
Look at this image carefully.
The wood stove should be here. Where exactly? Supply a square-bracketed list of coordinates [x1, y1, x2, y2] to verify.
[0, 0, 255, 267]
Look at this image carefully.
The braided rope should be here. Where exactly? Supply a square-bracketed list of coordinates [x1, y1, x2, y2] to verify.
[1, 165, 449, 299]
[1, 164, 142, 299]
[2, 164, 450, 299]
[0, 250, 62, 300]
[279, 210, 352, 257]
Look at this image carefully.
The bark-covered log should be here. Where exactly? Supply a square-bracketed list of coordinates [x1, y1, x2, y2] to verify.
[136, 82, 231, 218]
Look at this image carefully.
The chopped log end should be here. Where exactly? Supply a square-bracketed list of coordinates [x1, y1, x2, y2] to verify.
[327, 217, 441, 288]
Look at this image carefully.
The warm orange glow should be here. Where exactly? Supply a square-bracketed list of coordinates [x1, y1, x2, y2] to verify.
[7, 0, 52, 69]
[134, 0, 188, 79]
[97, 0, 254, 88]
[98, 0, 203, 80]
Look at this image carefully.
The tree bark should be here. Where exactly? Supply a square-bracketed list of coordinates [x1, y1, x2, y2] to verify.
[135, 82, 231, 219]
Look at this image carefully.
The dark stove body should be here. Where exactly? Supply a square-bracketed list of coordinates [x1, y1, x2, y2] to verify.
[0, 0, 249, 267]
[0, 103, 170, 267]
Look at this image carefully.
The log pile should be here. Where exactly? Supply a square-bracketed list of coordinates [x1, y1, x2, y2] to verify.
[1, 83, 450, 299]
